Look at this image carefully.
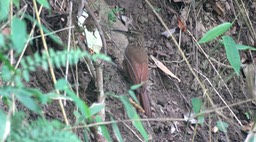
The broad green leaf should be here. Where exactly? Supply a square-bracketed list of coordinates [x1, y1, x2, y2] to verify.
[111, 117, 123, 142]
[0, 0, 10, 21]
[36, 0, 50, 9]
[236, 44, 256, 51]
[191, 98, 203, 113]
[11, 18, 27, 53]
[223, 36, 240, 75]
[216, 121, 228, 132]
[89, 103, 104, 116]
[199, 22, 232, 44]
[95, 116, 112, 141]
[0, 110, 9, 142]
[191, 98, 204, 124]
[130, 83, 143, 90]
[119, 96, 148, 141]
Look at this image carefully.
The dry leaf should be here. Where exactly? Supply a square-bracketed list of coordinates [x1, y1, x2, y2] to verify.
[150, 55, 180, 82]
[129, 98, 145, 114]
[178, 17, 186, 32]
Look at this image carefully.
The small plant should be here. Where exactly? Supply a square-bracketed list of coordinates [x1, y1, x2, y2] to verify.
[108, 7, 123, 24]
[199, 22, 256, 75]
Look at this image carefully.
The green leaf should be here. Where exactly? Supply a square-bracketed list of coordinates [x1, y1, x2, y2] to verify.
[236, 44, 256, 51]
[111, 117, 123, 142]
[36, 0, 50, 9]
[14, 75, 24, 87]
[119, 96, 148, 141]
[13, 0, 20, 8]
[15, 90, 42, 113]
[1, 65, 12, 82]
[130, 83, 143, 90]
[89, 103, 104, 116]
[22, 70, 30, 82]
[11, 17, 27, 53]
[8, 118, 81, 142]
[0, 0, 10, 21]
[91, 53, 112, 62]
[95, 116, 112, 141]
[191, 98, 203, 113]
[223, 36, 240, 75]
[42, 60, 48, 70]
[191, 98, 204, 124]
[0, 110, 9, 141]
[55, 78, 68, 90]
[0, 34, 5, 46]
[216, 121, 228, 132]
[31, 89, 51, 104]
[65, 89, 90, 118]
[199, 22, 232, 44]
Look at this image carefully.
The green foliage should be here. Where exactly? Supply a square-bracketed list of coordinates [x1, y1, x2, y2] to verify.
[95, 116, 112, 141]
[128, 83, 143, 104]
[191, 98, 205, 124]
[198, 22, 232, 44]
[222, 36, 240, 75]
[199, 22, 256, 76]
[36, 0, 50, 9]
[108, 7, 123, 23]
[120, 96, 148, 141]
[11, 17, 28, 53]
[0, 110, 9, 141]
[0, 34, 4, 46]
[111, 117, 123, 142]
[25, 14, 63, 45]
[7, 112, 81, 142]
[12, 0, 19, 8]
[0, 0, 10, 21]
[216, 121, 229, 133]
[0, 86, 54, 114]
[128, 89, 139, 104]
[130, 83, 143, 90]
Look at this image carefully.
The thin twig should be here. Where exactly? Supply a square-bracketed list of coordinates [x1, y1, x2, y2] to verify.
[63, 0, 73, 106]
[32, 0, 69, 125]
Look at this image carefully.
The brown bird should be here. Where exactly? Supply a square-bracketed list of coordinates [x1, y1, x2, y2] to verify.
[122, 31, 152, 117]
[84, 10, 100, 36]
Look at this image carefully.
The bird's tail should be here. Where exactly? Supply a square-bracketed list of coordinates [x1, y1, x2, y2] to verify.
[138, 88, 152, 117]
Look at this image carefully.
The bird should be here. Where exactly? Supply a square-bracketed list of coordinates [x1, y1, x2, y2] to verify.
[84, 9, 100, 37]
[121, 30, 152, 117]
